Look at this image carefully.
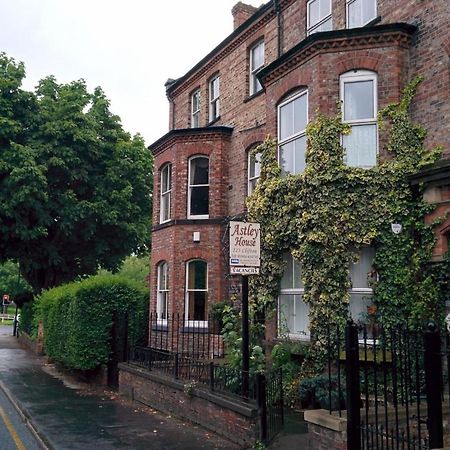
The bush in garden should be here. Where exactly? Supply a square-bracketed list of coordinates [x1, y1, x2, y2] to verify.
[34, 274, 148, 370]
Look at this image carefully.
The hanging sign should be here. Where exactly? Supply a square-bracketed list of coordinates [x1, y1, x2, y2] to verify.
[229, 221, 260, 275]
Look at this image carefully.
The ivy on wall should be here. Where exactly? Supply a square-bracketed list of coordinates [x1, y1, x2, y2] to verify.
[247, 77, 446, 373]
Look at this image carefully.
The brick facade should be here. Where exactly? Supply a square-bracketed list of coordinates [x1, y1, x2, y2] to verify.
[149, 1, 450, 341]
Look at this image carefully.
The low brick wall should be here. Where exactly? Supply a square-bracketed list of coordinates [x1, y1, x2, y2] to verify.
[304, 409, 347, 450]
[305, 407, 450, 449]
[119, 363, 259, 448]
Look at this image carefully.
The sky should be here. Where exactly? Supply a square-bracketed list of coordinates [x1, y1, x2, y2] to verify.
[0, 0, 267, 147]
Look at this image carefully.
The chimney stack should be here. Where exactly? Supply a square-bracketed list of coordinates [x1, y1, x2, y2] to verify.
[232, 2, 258, 30]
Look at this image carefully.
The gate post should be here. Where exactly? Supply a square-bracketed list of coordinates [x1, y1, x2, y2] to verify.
[346, 320, 361, 450]
[256, 372, 267, 442]
[424, 321, 443, 449]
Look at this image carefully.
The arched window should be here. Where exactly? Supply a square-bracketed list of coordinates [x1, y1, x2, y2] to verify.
[188, 156, 209, 219]
[185, 260, 208, 326]
[278, 89, 308, 175]
[278, 253, 310, 339]
[160, 164, 172, 223]
[156, 262, 169, 322]
[340, 70, 378, 168]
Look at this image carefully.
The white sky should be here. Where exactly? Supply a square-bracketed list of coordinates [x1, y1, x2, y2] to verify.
[0, 0, 267, 147]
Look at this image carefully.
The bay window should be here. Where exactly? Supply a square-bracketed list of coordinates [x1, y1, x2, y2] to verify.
[278, 253, 310, 339]
[160, 164, 172, 223]
[341, 70, 378, 168]
[188, 156, 209, 219]
[185, 260, 208, 326]
[278, 90, 308, 175]
[156, 262, 169, 322]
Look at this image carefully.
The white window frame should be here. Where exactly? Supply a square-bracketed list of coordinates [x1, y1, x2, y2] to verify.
[209, 75, 220, 122]
[307, 0, 332, 35]
[346, 0, 377, 29]
[191, 89, 201, 128]
[278, 254, 310, 340]
[185, 260, 208, 328]
[249, 40, 264, 96]
[187, 155, 209, 220]
[340, 70, 378, 168]
[156, 262, 169, 324]
[277, 89, 308, 175]
[247, 151, 261, 195]
[348, 247, 376, 342]
[160, 164, 172, 224]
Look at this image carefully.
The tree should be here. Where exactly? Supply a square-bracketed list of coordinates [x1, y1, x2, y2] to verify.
[0, 53, 153, 292]
[0, 261, 33, 305]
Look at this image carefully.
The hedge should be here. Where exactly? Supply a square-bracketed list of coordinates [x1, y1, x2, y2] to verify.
[34, 274, 148, 370]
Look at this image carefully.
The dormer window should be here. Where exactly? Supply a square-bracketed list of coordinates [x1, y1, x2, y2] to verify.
[307, 0, 332, 35]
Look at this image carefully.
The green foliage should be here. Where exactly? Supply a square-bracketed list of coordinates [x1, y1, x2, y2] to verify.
[0, 52, 153, 293]
[0, 261, 33, 304]
[19, 301, 34, 335]
[34, 274, 148, 370]
[247, 77, 444, 375]
[299, 374, 345, 410]
[220, 303, 265, 372]
[98, 255, 150, 287]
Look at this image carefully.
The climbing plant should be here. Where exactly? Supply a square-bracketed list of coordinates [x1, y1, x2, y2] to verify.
[246, 77, 445, 374]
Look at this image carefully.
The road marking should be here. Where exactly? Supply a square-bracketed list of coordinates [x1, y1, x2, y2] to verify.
[0, 404, 26, 450]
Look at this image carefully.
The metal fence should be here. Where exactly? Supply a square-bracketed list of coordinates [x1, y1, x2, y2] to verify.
[147, 313, 225, 360]
[325, 320, 449, 450]
[128, 345, 257, 400]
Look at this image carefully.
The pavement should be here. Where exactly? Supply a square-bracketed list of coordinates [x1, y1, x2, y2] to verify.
[0, 325, 239, 450]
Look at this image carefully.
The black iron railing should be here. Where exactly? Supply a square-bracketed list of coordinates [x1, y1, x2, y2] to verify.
[128, 345, 258, 401]
[147, 312, 225, 360]
[325, 320, 449, 450]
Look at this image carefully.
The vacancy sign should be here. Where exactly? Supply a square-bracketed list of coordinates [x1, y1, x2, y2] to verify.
[229, 221, 260, 275]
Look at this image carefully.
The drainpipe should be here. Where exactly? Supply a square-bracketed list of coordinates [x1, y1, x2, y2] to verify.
[273, 0, 283, 57]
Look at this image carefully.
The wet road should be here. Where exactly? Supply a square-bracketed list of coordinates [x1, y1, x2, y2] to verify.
[0, 326, 42, 449]
[0, 325, 237, 450]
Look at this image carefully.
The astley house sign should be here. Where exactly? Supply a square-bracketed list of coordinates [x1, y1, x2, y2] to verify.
[229, 221, 260, 275]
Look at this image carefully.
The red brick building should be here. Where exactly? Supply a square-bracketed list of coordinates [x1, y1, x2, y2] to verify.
[149, 0, 450, 341]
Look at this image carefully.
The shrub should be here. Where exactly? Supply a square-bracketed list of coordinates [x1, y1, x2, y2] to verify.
[34, 274, 148, 370]
[299, 374, 346, 410]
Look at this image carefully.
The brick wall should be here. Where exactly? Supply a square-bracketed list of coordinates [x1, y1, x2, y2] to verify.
[150, 0, 450, 340]
[119, 363, 259, 447]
